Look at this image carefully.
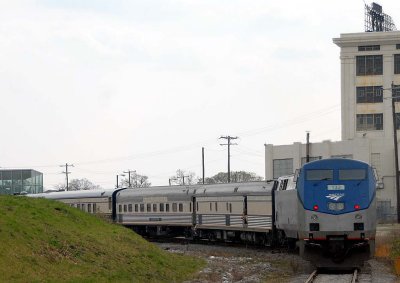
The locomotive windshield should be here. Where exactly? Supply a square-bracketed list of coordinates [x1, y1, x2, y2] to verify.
[338, 169, 366, 180]
[306, 170, 333, 181]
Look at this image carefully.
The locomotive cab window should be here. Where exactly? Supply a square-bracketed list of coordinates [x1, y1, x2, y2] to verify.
[306, 170, 333, 181]
[339, 169, 366, 180]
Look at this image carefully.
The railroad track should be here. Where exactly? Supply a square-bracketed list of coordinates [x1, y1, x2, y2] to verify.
[305, 269, 359, 283]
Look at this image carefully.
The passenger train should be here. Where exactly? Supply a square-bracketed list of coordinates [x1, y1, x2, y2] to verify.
[28, 158, 377, 266]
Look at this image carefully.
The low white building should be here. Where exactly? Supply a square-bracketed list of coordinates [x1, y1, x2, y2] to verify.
[264, 29, 400, 222]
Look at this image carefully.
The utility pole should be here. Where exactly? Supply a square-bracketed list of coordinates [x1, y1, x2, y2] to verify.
[202, 147, 205, 184]
[60, 163, 74, 191]
[306, 131, 310, 163]
[391, 82, 400, 223]
[220, 135, 238, 183]
[123, 170, 136, 188]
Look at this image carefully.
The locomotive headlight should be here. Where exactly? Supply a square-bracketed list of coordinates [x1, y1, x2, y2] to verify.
[355, 214, 362, 220]
[311, 214, 318, 221]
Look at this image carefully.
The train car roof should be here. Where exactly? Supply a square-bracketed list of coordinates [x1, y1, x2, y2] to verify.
[302, 158, 370, 169]
[27, 189, 116, 199]
[117, 181, 274, 198]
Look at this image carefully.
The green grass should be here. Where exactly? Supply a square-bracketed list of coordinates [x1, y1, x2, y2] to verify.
[0, 196, 204, 282]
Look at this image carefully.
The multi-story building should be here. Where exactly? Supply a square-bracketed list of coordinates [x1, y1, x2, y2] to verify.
[0, 169, 43, 195]
[264, 21, 400, 222]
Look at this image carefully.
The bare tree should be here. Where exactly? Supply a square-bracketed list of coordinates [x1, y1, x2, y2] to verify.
[121, 173, 151, 188]
[170, 169, 196, 185]
[53, 178, 102, 191]
[199, 171, 263, 184]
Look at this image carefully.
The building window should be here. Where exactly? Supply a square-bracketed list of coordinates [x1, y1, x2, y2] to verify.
[356, 86, 383, 103]
[358, 45, 380, 51]
[395, 55, 400, 74]
[356, 113, 383, 131]
[301, 156, 322, 166]
[273, 158, 293, 179]
[396, 113, 400, 130]
[397, 44, 400, 50]
[371, 153, 381, 180]
[356, 55, 383, 76]
[393, 85, 400, 102]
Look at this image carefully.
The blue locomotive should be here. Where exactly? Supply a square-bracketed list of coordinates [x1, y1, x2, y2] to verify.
[275, 158, 376, 265]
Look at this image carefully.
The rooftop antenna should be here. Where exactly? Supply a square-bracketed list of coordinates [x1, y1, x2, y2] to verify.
[365, 2, 396, 32]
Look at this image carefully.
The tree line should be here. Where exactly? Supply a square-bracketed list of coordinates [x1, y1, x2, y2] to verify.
[52, 170, 262, 191]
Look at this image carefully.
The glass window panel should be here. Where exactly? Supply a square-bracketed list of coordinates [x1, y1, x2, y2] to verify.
[306, 170, 333, 181]
[339, 169, 366, 180]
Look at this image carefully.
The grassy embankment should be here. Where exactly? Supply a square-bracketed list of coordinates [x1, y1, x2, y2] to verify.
[0, 195, 204, 282]
[375, 224, 400, 276]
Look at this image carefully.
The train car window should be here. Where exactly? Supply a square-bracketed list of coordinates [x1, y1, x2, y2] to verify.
[108, 197, 112, 210]
[339, 169, 366, 180]
[93, 203, 96, 213]
[147, 204, 151, 212]
[172, 203, 177, 212]
[135, 204, 138, 212]
[118, 205, 122, 212]
[82, 204, 85, 211]
[226, 202, 229, 211]
[189, 202, 192, 212]
[229, 203, 232, 213]
[306, 170, 333, 181]
[179, 203, 183, 212]
[215, 202, 218, 211]
[210, 202, 212, 211]
[153, 204, 157, 212]
[88, 204, 92, 213]
[160, 203, 164, 212]
[140, 204, 144, 212]
[196, 202, 199, 211]
[128, 204, 132, 212]
[70, 204, 74, 207]
[124, 205, 127, 212]
[166, 203, 170, 212]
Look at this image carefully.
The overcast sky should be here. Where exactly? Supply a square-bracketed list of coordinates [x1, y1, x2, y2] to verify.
[1, 0, 400, 189]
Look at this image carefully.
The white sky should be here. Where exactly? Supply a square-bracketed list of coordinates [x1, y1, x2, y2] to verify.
[1, 0, 400, 189]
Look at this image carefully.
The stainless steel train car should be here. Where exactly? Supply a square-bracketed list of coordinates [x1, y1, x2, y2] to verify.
[115, 182, 277, 244]
[28, 189, 117, 219]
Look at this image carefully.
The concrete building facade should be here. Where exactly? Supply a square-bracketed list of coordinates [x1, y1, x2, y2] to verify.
[264, 31, 400, 222]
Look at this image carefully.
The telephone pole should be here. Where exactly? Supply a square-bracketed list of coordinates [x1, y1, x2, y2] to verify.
[220, 135, 238, 183]
[123, 170, 136, 188]
[60, 163, 74, 191]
